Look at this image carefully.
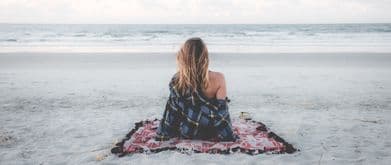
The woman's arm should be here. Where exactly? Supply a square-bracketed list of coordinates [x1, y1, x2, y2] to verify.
[215, 72, 227, 100]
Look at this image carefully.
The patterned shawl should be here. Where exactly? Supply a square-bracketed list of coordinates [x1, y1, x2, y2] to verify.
[155, 75, 238, 141]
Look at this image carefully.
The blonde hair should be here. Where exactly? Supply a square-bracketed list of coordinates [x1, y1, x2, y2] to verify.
[174, 37, 209, 95]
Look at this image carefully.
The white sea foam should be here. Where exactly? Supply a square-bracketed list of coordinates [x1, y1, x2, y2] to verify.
[1, 24, 391, 53]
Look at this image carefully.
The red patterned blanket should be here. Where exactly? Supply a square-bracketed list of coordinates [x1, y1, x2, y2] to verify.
[111, 119, 297, 156]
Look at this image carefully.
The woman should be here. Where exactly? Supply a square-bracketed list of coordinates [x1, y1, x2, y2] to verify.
[155, 38, 237, 141]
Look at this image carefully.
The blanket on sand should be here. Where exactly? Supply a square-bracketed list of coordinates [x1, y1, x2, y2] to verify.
[111, 118, 297, 156]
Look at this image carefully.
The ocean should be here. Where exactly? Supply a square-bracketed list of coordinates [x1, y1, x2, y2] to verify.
[1, 24, 391, 53]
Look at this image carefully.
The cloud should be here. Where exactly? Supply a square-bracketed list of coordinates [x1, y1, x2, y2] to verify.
[0, 0, 390, 23]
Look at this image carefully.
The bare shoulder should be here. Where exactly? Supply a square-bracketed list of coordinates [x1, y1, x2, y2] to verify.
[209, 71, 225, 83]
[209, 71, 226, 91]
[209, 71, 227, 99]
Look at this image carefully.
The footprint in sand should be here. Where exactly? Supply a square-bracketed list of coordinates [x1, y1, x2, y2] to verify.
[0, 131, 15, 145]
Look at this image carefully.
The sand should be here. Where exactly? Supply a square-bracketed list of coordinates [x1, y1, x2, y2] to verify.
[0, 52, 390, 164]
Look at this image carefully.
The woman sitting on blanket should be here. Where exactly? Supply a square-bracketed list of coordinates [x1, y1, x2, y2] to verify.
[156, 38, 238, 141]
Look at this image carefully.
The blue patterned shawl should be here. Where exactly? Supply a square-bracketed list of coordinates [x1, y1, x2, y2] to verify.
[155, 74, 238, 141]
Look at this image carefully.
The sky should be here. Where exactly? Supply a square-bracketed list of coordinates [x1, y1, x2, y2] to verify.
[0, 0, 390, 24]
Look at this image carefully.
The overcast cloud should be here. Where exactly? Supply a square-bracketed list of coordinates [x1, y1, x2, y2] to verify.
[0, 0, 390, 24]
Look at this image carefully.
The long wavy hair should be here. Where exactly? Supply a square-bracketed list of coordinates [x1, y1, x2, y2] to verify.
[174, 37, 209, 95]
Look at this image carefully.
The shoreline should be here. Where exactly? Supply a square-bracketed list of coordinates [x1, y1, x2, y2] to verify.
[2, 52, 391, 55]
[1, 52, 390, 69]
[1, 49, 391, 54]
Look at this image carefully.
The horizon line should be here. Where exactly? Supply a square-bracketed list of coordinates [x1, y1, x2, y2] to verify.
[1, 22, 391, 25]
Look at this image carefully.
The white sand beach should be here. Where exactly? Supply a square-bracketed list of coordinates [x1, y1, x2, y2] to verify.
[0, 52, 391, 164]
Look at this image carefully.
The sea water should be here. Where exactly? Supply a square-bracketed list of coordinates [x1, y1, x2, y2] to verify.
[0, 24, 391, 53]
